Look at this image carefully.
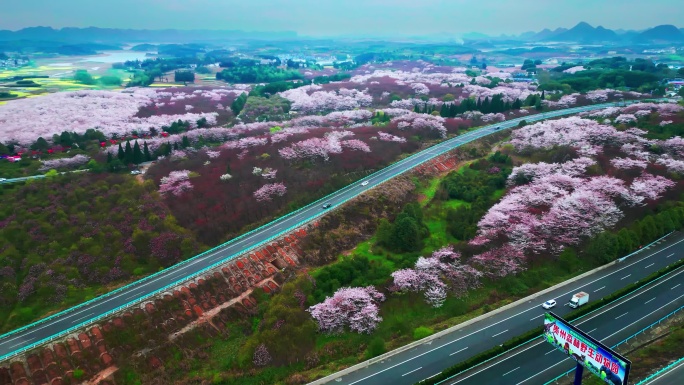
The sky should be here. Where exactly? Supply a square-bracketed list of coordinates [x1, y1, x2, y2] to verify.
[0, 0, 682, 37]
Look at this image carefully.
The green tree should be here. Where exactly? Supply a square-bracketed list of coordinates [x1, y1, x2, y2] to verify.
[59, 131, 73, 147]
[376, 218, 393, 247]
[174, 70, 195, 83]
[0, 142, 9, 155]
[365, 337, 386, 359]
[392, 216, 421, 252]
[117, 143, 125, 161]
[73, 70, 95, 85]
[30, 137, 49, 151]
[124, 141, 133, 165]
[181, 136, 191, 149]
[106, 152, 113, 164]
[231, 93, 249, 115]
[143, 142, 151, 161]
[132, 141, 144, 164]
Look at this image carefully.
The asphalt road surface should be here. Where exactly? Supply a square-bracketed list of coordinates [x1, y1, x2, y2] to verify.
[329, 233, 684, 385]
[641, 359, 684, 385]
[0, 101, 657, 362]
[441, 266, 684, 385]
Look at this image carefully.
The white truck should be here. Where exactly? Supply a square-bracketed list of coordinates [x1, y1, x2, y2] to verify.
[568, 292, 589, 309]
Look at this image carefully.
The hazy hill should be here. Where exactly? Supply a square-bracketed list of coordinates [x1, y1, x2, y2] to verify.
[636, 24, 684, 42]
[546, 22, 619, 42]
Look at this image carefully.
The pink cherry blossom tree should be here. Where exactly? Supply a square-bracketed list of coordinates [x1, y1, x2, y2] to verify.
[307, 286, 385, 334]
[158, 170, 193, 197]
[253, 183, 287, 202]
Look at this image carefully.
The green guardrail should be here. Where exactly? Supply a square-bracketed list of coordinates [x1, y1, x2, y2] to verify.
[0, 99, 660, 363]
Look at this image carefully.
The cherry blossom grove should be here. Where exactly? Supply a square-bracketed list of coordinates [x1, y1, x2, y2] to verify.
[38, 154, 90, 171]
[278, 85, 372, 113]
[158, 170, 193, 197]
[509, 117, 637, 152]
[307, 286, 385, 334]
[0, 89, 222, 145]
[253, 183, 287, 202]
[391, 246, 482, 307]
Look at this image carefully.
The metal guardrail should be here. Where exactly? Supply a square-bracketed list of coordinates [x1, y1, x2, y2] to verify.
[637, 355, 684, 385]
[0, 100, 658, 363]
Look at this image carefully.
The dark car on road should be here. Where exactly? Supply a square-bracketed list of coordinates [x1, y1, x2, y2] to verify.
[322, 203, 332, 209]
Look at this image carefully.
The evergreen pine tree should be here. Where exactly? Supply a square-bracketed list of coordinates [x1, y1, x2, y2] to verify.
[107, 152, 113, 163]
[165, 142, 172, 156]
[181, 136, 190, 149]
[117, 143, 125, 160]
[414, 104, 420, 113]
[143, 141, 151, 161]
[124, 141, 133, 164]
[541, 90, 546, 100]
[132, 141, 144, 164]
[476, 98, 482, 111]
[173, 142, 179, 151]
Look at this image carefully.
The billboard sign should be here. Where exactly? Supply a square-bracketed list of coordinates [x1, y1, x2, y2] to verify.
[543, 312, 631, 385]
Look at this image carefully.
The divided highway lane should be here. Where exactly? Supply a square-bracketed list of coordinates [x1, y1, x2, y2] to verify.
[441, 266, 684, 385]
[332, 233, 684, 385]
[0, 101, 649, 361]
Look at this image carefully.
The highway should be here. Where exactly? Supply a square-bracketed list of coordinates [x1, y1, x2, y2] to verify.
[0, 101, 659, 362]
[437, 265, 684, 385]
[327, 233, 684, 385]
[642, 359, 684, 385]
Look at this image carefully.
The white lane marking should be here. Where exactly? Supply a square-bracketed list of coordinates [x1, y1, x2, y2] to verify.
[424, 372, 441, 381]
[600, 293, 684, 341]
[544, 349, 556, 355]
[586, 328, 597, 334]
[621, 274, 631, 280]
[9, 341, 29, 349]
[448, 340, 545, 384]
[502, 367, 520, 376]
[450, 347, 468, 356]
[615, 312, 628, 320]
[594, 286, 605, 292]
[492, 330, 508, 338]
[645, 263, 655, 269]
[517, 358, 571, 384]
[530, 314, 543, 321]
[645, 298, 656, 304]
[401, 367, 422, 377]
[72, 314, 92, 323]
[667, 253, 674, 258]
[672, 284, 681, 290]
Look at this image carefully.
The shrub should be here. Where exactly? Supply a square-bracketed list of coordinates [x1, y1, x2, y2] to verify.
[365, 337, 386, 359]
[413, 326, 434, 340]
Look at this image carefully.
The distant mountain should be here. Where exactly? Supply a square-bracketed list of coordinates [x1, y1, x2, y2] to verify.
[636, 24, 684, 42]
[545, 22, 619, 42]
[0, 27, 298, 43]
[529, 28, 567, 41]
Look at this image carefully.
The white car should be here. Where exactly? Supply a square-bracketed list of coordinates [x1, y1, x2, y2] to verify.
[130, 170, 142, 175]
[542, 300, 556, 309]
[0, 178, 6, 182]
[361, 181, 369, 186]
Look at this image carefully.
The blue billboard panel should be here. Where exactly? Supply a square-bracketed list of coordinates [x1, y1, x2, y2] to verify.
[544, 312, 631, 385]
